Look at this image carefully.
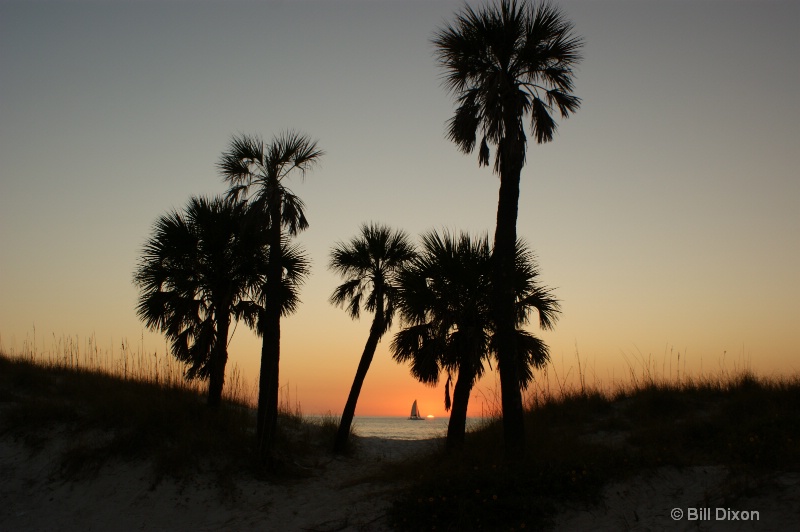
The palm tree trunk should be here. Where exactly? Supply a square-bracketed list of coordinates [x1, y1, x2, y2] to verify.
[333, 313, 383, 454]
[257, 204, 284, 462]
[257, 313, 281, 457]
[446, 370, 473, 452]
[493, 136, 526, 460]
[208, 309, 230, 408]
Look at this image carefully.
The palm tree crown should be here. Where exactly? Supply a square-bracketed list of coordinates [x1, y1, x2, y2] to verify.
[433, 0, 583, 171]
[235, 238, 311, 330]
[218, 131, 323, 234]
[393, 231, 494, 387]
[329, 223, 416, 334]
[392, 230, 560, 449]
[133, 196, 266, 405]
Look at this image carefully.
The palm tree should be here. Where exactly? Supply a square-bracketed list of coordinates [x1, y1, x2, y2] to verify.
[392, 230, 560, 451]
[237, 237, 311, 397]
[433, 0, 582, 458]
[133, 196, 266, 407]
[218, 131, 323, 458]
[328, 223, 416, 453]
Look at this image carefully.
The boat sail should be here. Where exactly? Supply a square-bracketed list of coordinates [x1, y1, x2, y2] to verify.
[409, 399, 423, 420]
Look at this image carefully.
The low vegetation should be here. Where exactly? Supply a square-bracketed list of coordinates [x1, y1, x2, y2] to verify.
[3, 344, 798, 530]
[388, 373, 800, 531]
[0, 351, 338, 489]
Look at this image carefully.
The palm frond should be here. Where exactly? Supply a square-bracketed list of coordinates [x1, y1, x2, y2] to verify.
[391, 324, 442, 385]
[393, 229, 560, 396]
[218, 131, 322, 237]
[518, 285, 561, 330]
[328, 223, 414, 337]
[433, 0, 583, 172]
[546, 89, 581, 118]
[280, 191, 309, 236]
[444, 373, 452, 411]
[232, 300, 261, 331]
[255, 240, 310, 319]
[446, 90, 482, 154]
[133, 195, 268, 381]
[515, 329, 550, 386]
[270, 130, 324, 181]
[531, 97, 557, 143]
[217, 134, 265, 184]
[329, 278, 363, 320]
[479, 136, 491, 167]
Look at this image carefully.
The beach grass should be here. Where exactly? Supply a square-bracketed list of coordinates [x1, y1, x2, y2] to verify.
[387, 371, 800, 531]
[3, 334, 799, 530]
[0, 347, 339, 490]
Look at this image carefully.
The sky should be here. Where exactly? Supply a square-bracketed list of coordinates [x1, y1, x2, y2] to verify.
[1, 0, 798, 417]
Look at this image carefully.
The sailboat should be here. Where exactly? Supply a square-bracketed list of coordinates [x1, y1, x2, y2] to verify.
[408, 399, 423, 420]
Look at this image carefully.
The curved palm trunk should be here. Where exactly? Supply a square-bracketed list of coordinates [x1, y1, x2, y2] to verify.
[333, 308, 384, 454]
[257, 204, 284, 461]
[493, 136, 526, 460]
[445, 369, 473, 452]
[207, 309, 231, 407]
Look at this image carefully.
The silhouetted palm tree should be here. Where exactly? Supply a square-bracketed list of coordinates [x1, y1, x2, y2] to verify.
[218, 131, 323, 459]
[237, 237, 311, 399]
[392, 230, 559, 451]
[433, 0, 582, 458]
[133, 196, 266, 407]
[328, 223, 416, 453]
[243, 240, 310, 329]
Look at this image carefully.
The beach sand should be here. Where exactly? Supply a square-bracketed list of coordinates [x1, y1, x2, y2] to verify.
[0, 433, 441, 532]
[2, 433, 798, 531]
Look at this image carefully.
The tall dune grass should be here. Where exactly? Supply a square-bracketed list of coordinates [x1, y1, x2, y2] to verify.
[389, 352, 800, 531]
[0, 329, 256, 407]
[1, 347, 340, 488]
[1, 327, 346, 470]
[525, 343, 758, 409]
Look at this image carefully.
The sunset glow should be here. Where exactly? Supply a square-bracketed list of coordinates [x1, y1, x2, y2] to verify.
[1, 1, 797, 417]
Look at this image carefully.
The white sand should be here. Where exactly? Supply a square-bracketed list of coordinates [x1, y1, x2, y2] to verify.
[552, 465, 800, 531]
[2, 434, 798, 531]
[0, 434, 441, 532]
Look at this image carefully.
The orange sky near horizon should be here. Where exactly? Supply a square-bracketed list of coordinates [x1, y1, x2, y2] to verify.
[1, 1, 798, 418]
[2, 301, 795, 420]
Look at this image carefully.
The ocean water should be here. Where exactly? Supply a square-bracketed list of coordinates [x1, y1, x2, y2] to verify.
[347, 416, 485, 440]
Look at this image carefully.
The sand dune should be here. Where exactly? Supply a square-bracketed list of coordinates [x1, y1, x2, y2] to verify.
[1, 433, 440, 532]
[3, 433, 798, 531]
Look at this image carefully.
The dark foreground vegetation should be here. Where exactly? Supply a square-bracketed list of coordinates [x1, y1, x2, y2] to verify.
[388, 373, 800, 530]
[3, 352, 798, 530]
[0, 353, 337, 487]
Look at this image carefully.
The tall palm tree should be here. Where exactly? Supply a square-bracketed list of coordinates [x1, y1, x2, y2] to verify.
[133, 196, 266, 407]
[218, 131, 323, 458]
[328, 223, 416, 453]
[237, 237, 311, 395]
[433, 0, 582, 458]
[392, 230, 560, 451]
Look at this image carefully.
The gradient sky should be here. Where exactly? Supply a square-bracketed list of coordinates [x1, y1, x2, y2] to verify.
[2, 0, 798, 417]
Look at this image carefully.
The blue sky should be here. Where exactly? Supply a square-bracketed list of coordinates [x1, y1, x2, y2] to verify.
[1, 0, 798, 415]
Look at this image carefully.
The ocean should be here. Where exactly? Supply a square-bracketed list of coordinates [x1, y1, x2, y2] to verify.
[344, 416, 486, 440]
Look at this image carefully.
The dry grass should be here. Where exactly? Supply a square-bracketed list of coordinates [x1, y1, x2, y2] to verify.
[388, 362, 800, 531]
[1, 329, 256, 405]
[3, 332, 798, 530]
[0, 338, 341, 490]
